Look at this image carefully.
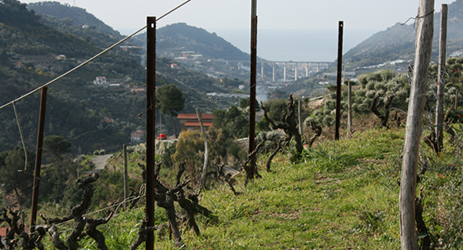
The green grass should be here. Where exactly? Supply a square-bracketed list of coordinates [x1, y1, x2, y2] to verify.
[41, 127, 461, 249]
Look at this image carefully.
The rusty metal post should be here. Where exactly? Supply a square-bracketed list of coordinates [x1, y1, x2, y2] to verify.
[248, 0, 257, 179]
[30, 86, 48, 233]
[145, 16, 156, 250]
[335, 21, 343, 140]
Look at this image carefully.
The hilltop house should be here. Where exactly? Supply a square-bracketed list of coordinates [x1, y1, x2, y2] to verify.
[177, 113, 213, 131]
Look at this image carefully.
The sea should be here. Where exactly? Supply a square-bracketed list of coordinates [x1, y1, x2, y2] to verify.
[210, 29, 380, 62]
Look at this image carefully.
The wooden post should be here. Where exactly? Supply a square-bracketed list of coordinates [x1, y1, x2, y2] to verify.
[347, 80, 352, 137]
[145, 16, 156, 250]
[248, 0, 257, 179]
[298, 100, 303, 135]
[123, 144, 128, 210]
[400, 1, 434, 249]
[435, 4, 448, 153]
[335, 21, 344, 140]
[456, 89, 459, 109]
[197, 108, 209, 189]
[30, 86, 48, 233]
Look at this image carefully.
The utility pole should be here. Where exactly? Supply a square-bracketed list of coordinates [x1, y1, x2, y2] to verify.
[436, 4, 448, 153]
[145, 16, 156, 250]
[248, 0, 257, 180]
[30, 86, 48, 233]
[400, 1, 434, 249]
[335, 21, 343, 140]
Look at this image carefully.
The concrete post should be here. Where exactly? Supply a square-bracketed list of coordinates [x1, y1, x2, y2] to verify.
[261, 62, 264, 80]
[284, 63, 287, 82]
[294, 63, 298, 81]
[272, 63, 275, 82]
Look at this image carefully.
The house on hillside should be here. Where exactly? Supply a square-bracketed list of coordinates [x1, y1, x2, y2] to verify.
[177, 113, 214, 132]
[93, 76, 107, 85]
[131, 88, 145, 93]
[131, 130, 144, 143]
[55, 55, 66, 61]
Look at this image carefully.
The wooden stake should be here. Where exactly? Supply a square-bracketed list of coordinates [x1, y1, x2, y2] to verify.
[123, 144, 128, 210]
[400, 1, 434, 249]
[197, 108, 209, 188]
[30, 86, 48, 233]
[145, 16, 156, 250]
[248, 0, 257, 180]
[298, 100, 303, 135]
[347, 80, 352, 137]
[435, 4, 448, 153]
[335, 21, 344, 140]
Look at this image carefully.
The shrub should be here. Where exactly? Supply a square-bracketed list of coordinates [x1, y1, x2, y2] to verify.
[374, 82, 386, 91]
[380, 69, 396, 82]
[358, 103, 369, 112]
[323, 108, 332, 115]
[366, 81, 376, 91]
[325, 99, 336, 110]
[357, 74, 369, 88]
[323, 116, 333, 126]
[313, 109, 322, 117]
[366, 90, 377, 98]
[352, 103, 359, 113]
[355, 89, 366, 97]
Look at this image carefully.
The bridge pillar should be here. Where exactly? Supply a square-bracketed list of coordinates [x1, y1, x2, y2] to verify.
[294, 63, 298, 81]
[284, 63, 287, 82]
[272, 63, 275, 82]
[261, 63, 264, 80]
[305, 63, 309, 77]
[238, 62, 241, 70]
[317, 63, 320, 72]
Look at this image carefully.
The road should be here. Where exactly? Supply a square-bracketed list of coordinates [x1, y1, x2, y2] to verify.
[85, 154, 113, 174]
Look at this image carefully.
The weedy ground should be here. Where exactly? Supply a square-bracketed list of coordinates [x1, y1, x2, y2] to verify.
[43, 127, 461, 249]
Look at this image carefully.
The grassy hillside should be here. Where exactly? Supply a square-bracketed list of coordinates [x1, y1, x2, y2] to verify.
[39, 125, 462, 249]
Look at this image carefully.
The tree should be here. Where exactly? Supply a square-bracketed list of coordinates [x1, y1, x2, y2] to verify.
[43, 135, 71, 160]
[156, 84, 185, 138]
[239, 97, 261, 111]
[0, 146, 35, 205]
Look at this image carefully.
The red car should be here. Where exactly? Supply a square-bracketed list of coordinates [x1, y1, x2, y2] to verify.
[157, 133, 167, 140]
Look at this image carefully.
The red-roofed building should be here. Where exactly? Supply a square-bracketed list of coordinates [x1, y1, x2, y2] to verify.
[177, 113, 213, 131]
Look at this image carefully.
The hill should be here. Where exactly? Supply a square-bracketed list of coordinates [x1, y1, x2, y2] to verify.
[0, 0, 230, 154]
[344, 0, 463, 68]
[27, 1, 122, 39]
[156, 22, 249, 61]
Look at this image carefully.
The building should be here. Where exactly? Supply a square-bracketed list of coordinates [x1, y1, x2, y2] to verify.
[177, 113, 214, 132]
[131, 130, 144, 143]
[55, 55, 66, 61]
[131, 88, 145, 93]
[93, 76, 107, 85]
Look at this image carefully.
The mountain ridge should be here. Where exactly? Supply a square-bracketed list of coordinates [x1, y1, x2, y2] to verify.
[344, 0, 463, 68]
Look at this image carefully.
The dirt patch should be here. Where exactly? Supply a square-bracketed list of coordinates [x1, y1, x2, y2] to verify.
[271, 209, 302, 220]
[358, 158, 387, 166]
[308, 98, 325, 109]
